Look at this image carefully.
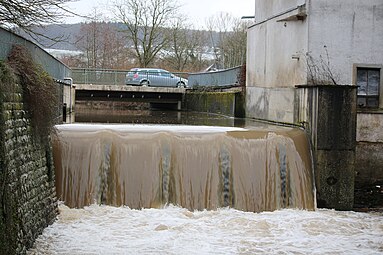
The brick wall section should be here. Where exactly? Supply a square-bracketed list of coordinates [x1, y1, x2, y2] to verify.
[0, 71, 58, 254]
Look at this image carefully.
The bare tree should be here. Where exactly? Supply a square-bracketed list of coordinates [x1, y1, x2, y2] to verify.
[76, 21, 131, 69]
[100, 24, 131, 69]
[162, 17, 189, 71]
[206, 12, 248, 69]
[306, 46, 339, 85]
[75, 9, 131, 69]
[112, 0, 180, 67]
[219, 20, 249, 68]
[183, 29, 209, 72]
[76, 10, 104, 68]
[0, 0, 76, 39]
[161, 17, 208, 72]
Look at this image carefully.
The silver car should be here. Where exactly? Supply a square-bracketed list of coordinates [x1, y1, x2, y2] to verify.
[125, 68, 188, 88]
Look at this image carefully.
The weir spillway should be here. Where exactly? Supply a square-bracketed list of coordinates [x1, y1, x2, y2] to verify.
[53, 124, 315, 212]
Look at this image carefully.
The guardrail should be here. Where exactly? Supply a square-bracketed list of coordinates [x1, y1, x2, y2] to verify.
[188, 66, 242, 88]
[72, 66, 243, 88]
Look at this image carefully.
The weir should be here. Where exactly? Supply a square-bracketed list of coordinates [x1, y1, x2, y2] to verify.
[53, 124, 315, 212]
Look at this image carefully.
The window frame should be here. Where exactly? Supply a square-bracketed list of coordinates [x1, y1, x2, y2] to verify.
[353, 64, 382, 109]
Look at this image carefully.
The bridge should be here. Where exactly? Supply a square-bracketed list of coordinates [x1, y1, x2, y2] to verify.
[67, 67, 243, 111]
[72, 68, 189, 110]
[75, 84, 186, 109]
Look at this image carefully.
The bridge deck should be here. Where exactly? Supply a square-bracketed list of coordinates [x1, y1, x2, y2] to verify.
[75, 84, 186, 93]
[74, 84, 186, 105]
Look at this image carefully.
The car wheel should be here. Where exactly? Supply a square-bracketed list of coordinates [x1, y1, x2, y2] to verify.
[140, 80, 149, 86]
[177, 82, 185, 88]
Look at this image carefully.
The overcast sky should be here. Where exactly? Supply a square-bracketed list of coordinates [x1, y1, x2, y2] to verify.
[63, 0, 255, 28]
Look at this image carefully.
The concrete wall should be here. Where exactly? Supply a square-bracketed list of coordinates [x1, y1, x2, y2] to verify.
[357, 113, 383, 143]
[247, 0, 378, 210]
[308, 0, 383, 87]
[184, 90, 244, 118]
[246, 0, 308, 122]
[254, 0, 306, 21]
[246, 87, 296, 122]
[0, 64, 58, 254]
[296, 85, 357, 210]
[304, 0, 383, 195]
[63, 82, 75, 114]
[356, 113, 383, 186]
[247, 0, 383, 120]
[248, 1, 308, 89]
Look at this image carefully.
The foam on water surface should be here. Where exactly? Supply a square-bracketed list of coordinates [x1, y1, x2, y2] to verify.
[27, 204, 383, 254]
[56, 123, 247, 134]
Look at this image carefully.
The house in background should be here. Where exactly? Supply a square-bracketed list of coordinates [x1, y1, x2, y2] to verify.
[246, 0, 383, 209]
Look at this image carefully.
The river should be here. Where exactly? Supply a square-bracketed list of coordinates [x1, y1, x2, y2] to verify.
[27, 204, 382, 255]
[27, 108, 383, 254]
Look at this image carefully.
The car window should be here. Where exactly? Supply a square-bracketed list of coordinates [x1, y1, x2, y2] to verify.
[161, 71, 171, 77]
[148, 70, 160, 76]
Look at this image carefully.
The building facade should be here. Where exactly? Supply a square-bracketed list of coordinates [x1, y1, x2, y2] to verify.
[247, 0, 383, 121]
[246, 0, 383, 209]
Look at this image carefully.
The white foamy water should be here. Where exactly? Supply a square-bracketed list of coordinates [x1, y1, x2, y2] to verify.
[56, 124, 247, 134]
[28, 204, 383, 255]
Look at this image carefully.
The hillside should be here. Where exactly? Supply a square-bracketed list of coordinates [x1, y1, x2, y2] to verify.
[24, 23, 220, 52]
[23, 23, 83, 51]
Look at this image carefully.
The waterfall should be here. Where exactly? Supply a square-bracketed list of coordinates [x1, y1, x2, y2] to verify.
[53, 124, 315, 212]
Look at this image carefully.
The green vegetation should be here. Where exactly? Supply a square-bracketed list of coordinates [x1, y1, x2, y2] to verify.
[7, 45, 59, 143]
[0, 45, 59, 254]
[0, 59, 17, 255]
[185, 91, 236, 116]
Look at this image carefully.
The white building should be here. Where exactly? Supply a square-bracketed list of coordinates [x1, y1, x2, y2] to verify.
[245, 0, 383, 207]
[246, 0, 383, 122]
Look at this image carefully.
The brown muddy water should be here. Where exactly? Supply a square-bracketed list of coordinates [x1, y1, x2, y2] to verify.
[26, 108, 383, 254]
[55, 107, 315, 211]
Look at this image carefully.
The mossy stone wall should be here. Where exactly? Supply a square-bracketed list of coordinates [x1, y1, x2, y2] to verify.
[184, 91, 245, 117]
[0, 61, 58, 255]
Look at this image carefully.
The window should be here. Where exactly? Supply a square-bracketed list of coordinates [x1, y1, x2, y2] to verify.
[356, 68, 380, 108]
[161, 71, 172, 77]
[148, 70, 160, 76]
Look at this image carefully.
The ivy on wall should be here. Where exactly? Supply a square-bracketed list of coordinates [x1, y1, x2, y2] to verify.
[0, 45, 59, 254]
[0, 60, 10, 255]
[7, 45, 59, 143]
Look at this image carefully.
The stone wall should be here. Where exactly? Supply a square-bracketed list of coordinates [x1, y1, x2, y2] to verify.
[0, 62, 58, 254]
[184, 90, 245, 117]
